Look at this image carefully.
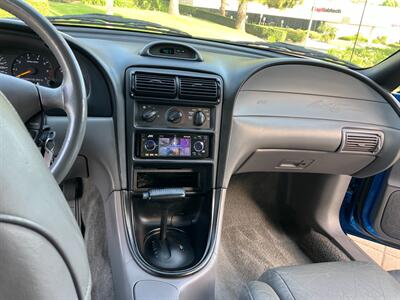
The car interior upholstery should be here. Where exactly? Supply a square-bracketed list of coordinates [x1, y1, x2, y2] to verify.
[1, 1, 400, 300]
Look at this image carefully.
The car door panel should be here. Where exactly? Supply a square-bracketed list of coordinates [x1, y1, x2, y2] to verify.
[341, 93, 400, 249]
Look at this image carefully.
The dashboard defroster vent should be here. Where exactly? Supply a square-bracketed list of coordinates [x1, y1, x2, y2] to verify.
[340, 129, 383, 155]
[133, 72, 176, 98]
[179, 77, 220, 102]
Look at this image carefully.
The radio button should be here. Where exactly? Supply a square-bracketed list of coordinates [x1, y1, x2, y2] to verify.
[193, 141, 205, 153]
[144, 139, 157, 151]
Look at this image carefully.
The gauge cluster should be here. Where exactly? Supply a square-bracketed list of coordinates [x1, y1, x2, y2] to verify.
[0, 31, 111, 117]
[0, 51, 62, 87]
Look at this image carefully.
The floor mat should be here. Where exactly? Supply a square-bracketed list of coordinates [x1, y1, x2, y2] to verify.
[216, 173, 311, 300]
[80, 179, 115, 300]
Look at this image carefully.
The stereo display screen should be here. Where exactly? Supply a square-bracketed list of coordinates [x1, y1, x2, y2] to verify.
[158, 136, 191, 157]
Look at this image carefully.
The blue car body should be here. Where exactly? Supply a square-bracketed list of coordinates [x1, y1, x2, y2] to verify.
[340, 93, 400, 246]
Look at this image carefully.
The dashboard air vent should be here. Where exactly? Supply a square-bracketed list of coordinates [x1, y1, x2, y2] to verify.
[133, 72, 176, 98]
[341, 130, 383, 155]
[179, 77, 220, 102]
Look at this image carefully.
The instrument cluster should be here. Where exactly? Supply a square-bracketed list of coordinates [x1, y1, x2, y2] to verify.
[0, 51, 62, 87]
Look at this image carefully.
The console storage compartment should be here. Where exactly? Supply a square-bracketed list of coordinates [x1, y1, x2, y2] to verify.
[133, 167, 210, 193]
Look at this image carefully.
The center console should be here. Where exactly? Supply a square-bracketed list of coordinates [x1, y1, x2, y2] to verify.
[125, 68, 222, 275]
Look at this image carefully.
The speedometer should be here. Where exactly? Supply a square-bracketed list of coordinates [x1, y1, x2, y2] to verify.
[0, 55, 8, 74]
[12, 53, 53, 87]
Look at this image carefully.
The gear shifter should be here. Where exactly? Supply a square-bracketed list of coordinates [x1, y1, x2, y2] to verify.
[142, 188, 194, 270]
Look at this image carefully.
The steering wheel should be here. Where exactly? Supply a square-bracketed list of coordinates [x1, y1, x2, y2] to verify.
[0, 0, 86, 183]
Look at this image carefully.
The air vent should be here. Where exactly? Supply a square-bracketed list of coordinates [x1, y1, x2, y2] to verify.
[133, 72, 176, 98]
[341, 130, 383, 155]
[179, 77, 220, 102]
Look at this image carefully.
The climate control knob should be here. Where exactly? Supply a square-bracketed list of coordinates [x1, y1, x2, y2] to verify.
[193, 111, 206, 126]
[193, 141, 205, 153]
[144, 139, 157, 151]
[167, 109, 183, 123]
[142, 109, 157, 122]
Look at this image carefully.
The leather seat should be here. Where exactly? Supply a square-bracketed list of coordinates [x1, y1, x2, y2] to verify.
[240, 261, 400, 300]
[0, 93, 92, 300]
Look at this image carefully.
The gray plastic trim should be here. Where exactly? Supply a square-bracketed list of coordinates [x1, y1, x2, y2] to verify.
[285, 174, 373, 261]
[240, 64, 386, 102]
[224, 64, 400, 187]
[47, 117, 120, 200]
[233, 91, 398, 128]
[134, 281, 178, 300]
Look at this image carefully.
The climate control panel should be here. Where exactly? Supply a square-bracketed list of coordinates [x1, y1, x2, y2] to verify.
[136, 103, 211, 129]
[138, 133, 210, 159]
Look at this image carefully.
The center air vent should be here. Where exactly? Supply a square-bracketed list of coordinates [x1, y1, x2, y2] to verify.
[340, 129, 383, 155]
[133, 72, 176, 98]
[130, 70, 221, 102]
[179, 77, 220, 102]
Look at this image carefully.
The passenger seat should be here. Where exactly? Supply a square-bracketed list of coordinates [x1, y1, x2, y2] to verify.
[240, 261, 400, 300]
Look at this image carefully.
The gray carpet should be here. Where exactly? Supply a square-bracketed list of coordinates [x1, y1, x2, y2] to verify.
[216, 173, 311, 300]
[80, 179, 115, 300]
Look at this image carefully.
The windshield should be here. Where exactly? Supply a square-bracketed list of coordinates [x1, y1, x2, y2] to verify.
[1, 0, 399, 68]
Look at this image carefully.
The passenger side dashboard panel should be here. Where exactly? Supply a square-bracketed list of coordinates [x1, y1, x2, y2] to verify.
[225, 63, 400, 187]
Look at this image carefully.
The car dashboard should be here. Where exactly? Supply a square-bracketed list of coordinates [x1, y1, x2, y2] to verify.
[1, 20, 399, 300]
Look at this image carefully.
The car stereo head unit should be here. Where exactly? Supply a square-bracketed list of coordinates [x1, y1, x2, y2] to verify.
[138, 133, 210, 159]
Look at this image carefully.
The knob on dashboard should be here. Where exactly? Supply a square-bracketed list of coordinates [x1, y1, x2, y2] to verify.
[142, 109, 157, 122]
[193, 141, 205, 153]
[167, 109, 183, 123]
[144, 139, 157, 151]
[193, 111, 206, 126]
